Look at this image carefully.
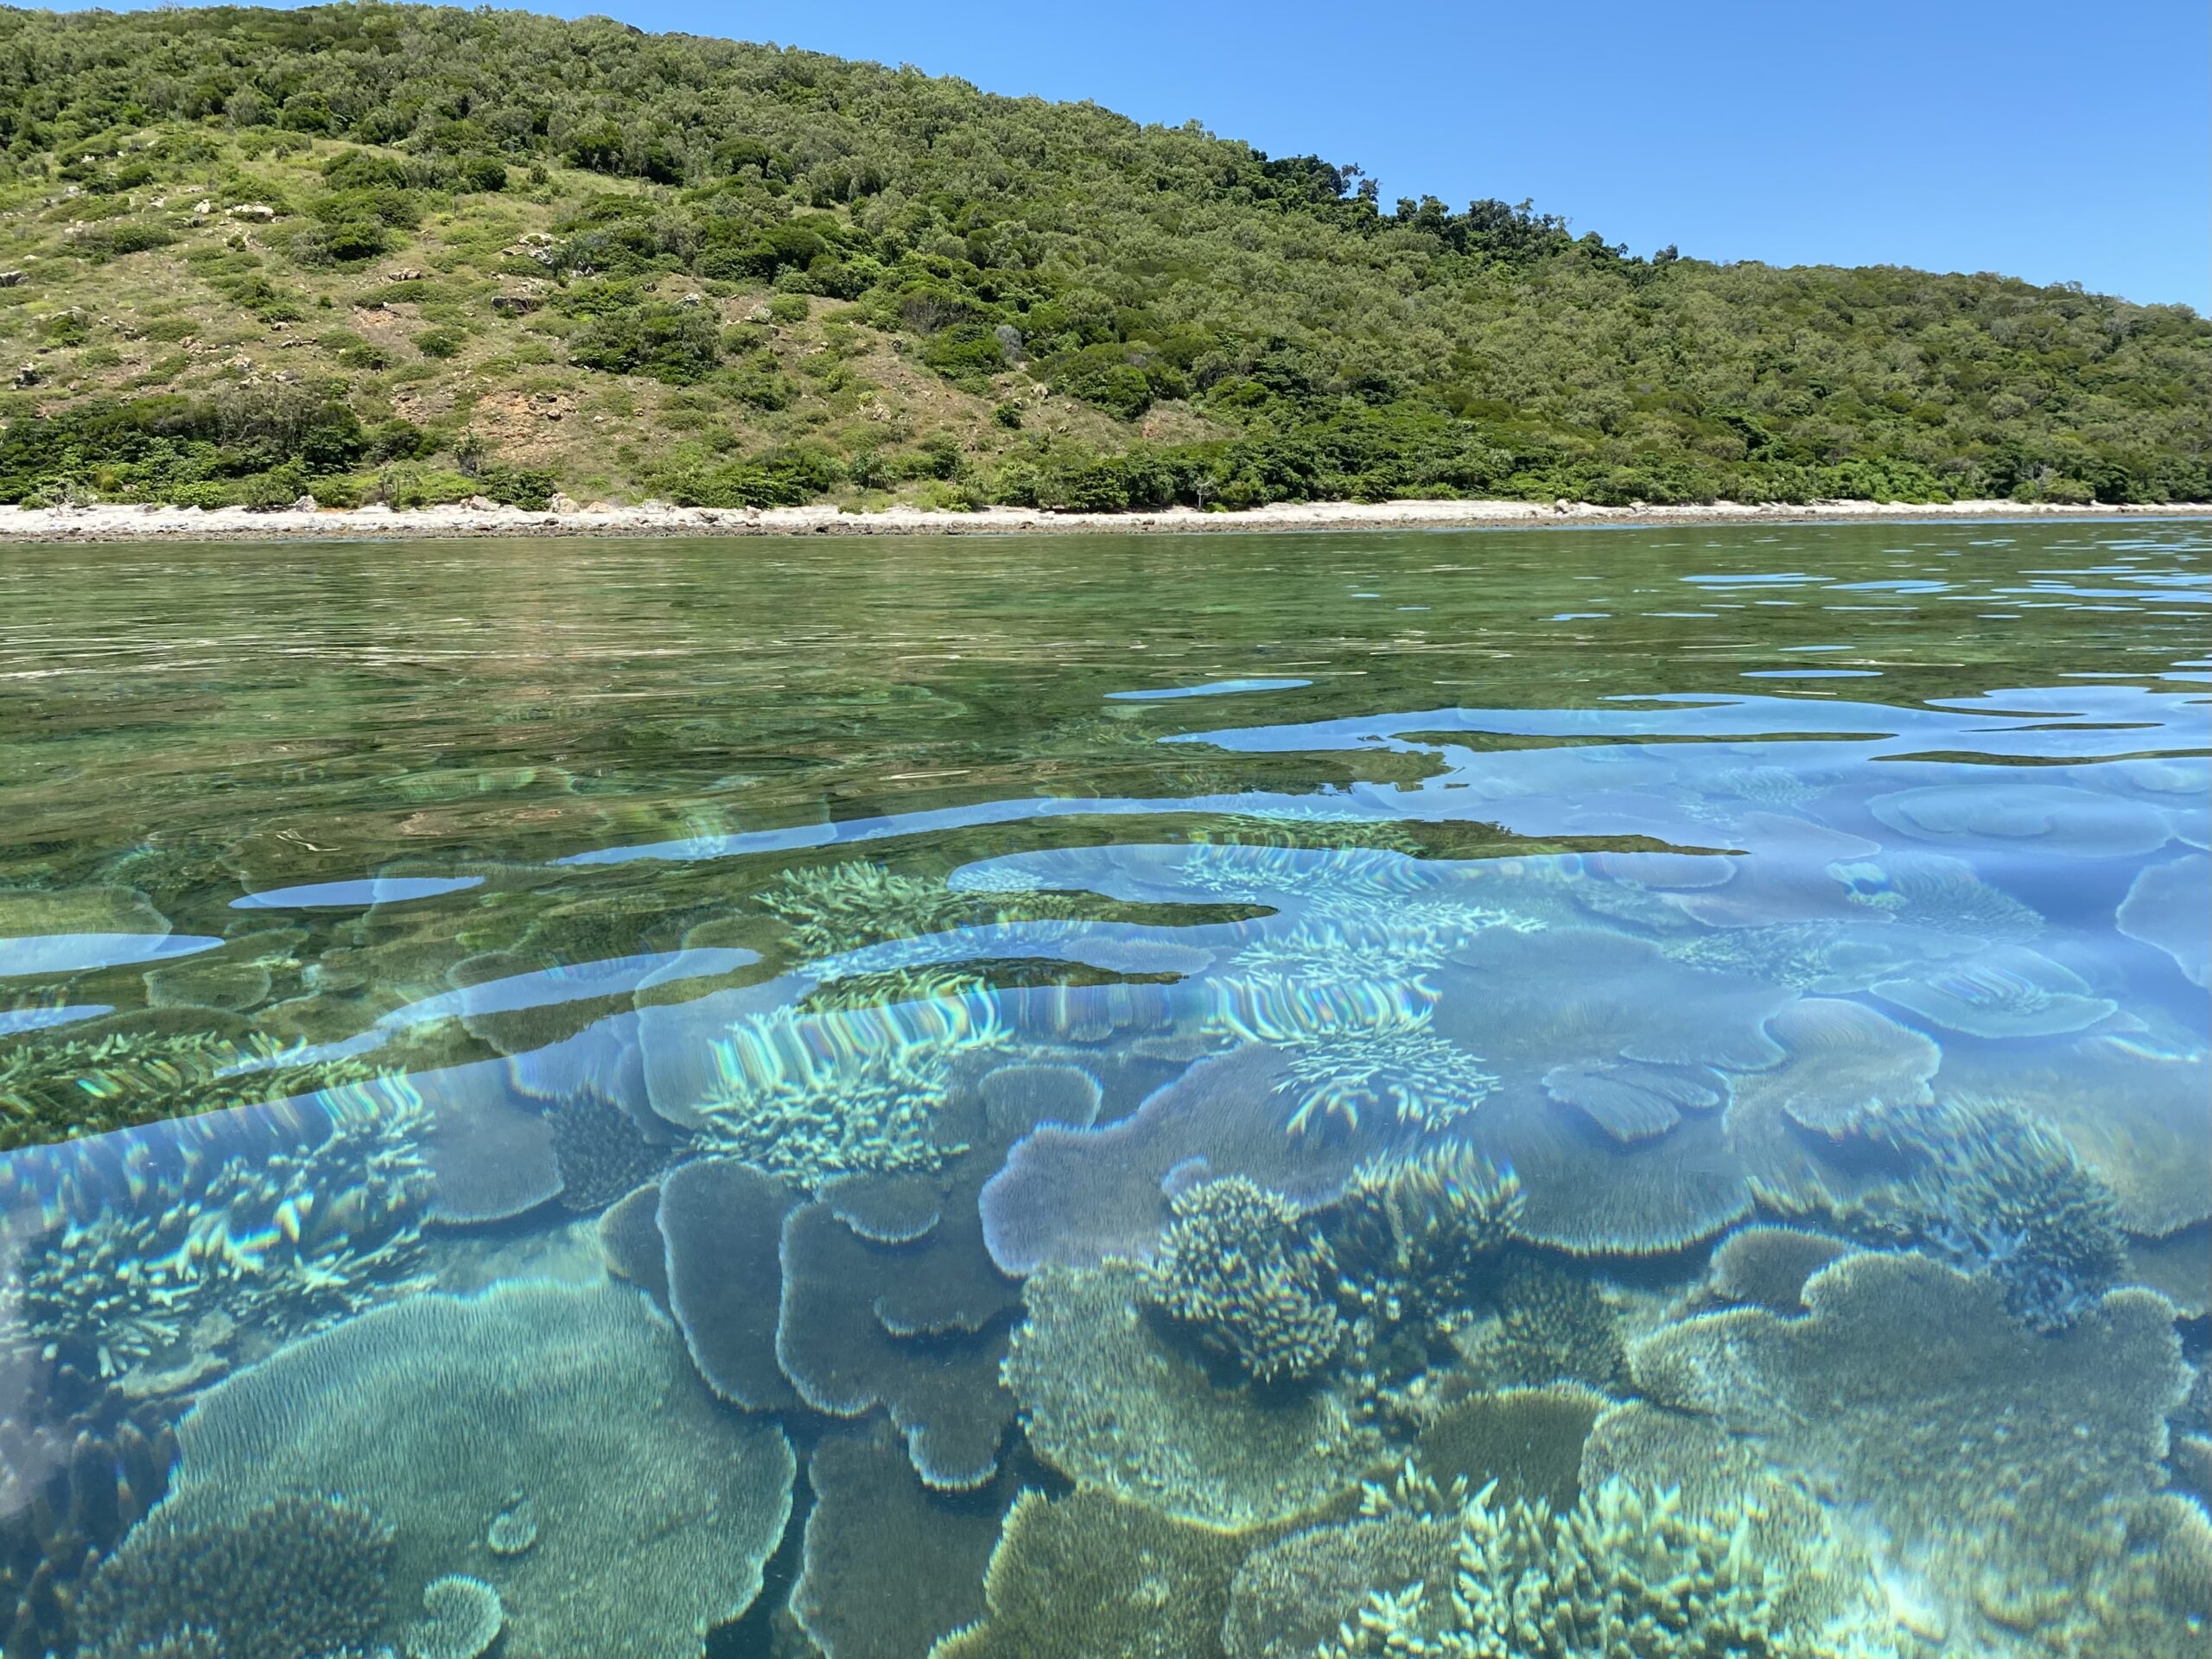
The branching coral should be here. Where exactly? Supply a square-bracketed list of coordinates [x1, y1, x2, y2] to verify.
[1312, 1471, 1862, 1659]
[1847, 1096, 2127, 1331]
[0, 1023, 391, 1149]
[4, 1077, 434, 1390]
[75, 1492, 395, 1659]
[1144, 1175, 1343, 1384]
[684, 993, 1009, 1185]
[1274, 1011, 1498, 1136]
[759, 861, 999, 959]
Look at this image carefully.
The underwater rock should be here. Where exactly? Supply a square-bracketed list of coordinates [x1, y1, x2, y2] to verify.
[2118, 852, 2212, 988]
[1145, 1176, 1343, 1384]
[546, 1088, 687, 1211]
[4, 1078, 435, 1395]
[1628, 1251, 2193, 1654]
[1847, 1095, 2128, 1331]
[1935, 1036, 2211, 1236]
[792, 1424, 1014, 1659]
[1007, 1262, 1381, 1528]
[980, 1045, 1386, 1276]
[1703, 1224, 1859, 1313]
[75, 1492, 393, 1659]
[1740, 997, 1939, 1135]
[930, 1487, 1268, 1659]
[1464, 1081, 1752, 1256]
[660, 1156, 801, 1411]
[1412, 1382, 1606, 1513]
[1871, 942, 2117, 1039]
[1870, 780, 2173, 859]
[404, 1575, 503, 1659]
[776, 1200, 1014, 1488]
[598, 1179, 671, 1308]
[417, 1062, 564, 1224]
[153, 1280, 796, 1659]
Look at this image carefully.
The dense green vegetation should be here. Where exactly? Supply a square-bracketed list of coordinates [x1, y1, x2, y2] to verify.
[0, 2, 2205, 512]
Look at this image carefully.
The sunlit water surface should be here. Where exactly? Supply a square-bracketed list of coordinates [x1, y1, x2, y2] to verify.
[0, 523, 2207, 1659]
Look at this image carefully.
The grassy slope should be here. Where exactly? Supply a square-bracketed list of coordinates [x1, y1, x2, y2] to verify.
[0, 3, 2207, 512]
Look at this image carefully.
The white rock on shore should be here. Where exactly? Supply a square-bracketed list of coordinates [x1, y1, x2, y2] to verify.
[0, 497, 2202, 543]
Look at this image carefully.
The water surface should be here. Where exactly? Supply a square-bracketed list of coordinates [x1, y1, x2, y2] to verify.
[1, 523, 2206, 1659]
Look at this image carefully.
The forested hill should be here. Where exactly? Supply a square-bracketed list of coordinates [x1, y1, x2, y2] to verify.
[0, 4, 2205, 514]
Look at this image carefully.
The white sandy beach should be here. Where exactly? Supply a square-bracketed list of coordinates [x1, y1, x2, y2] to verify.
[0, 495, 2204, 543]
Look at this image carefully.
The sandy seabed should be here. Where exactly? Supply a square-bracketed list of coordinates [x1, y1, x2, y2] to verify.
[0, 496, 2205, 543]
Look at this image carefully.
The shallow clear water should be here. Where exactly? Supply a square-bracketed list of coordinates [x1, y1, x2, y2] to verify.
[0, 522, 2206, 1659]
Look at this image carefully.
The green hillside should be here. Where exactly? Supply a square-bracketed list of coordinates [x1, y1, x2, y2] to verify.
[0, 2, 2206, 513]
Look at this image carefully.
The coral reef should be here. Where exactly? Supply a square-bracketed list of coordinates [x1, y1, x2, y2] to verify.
[792, 1424, 1015, 1659]
[1465, 1082, 1752, 1256]
[75, 1492, 394, 1659]
[1144, 1176, 1343, 1384]
[1703, 1225, 1858, 1313]
[777, 1199, 1014, 1489]
[1848, 1096, 2127, 1330]
[680, 995, 1009, 1186]
[980, 1045, 1389, 1276]
[417, 1062, 564, 1224]
[546, 1089, 688, 1211]
[1628, 1251, 2192, 1654]
[931, 1488, 1266, 1659]
[1869, 781, 2173, 859]
[0, 1414, 178, 1659]
[760, 861, 997, 959]
[486, 1499, 537, 1558]
[1412, 1383, 1606, 1513]
[4, 1077, 434, 1393]
[1732, 998, 1938, 1135]
[1833, 849, 2044, 941]
[659, 1156, 801, 1410]
[1273, 1012, 1497, 1136]
[1325, 1144, 1523, 1409]
[1870, 943, 2117, 1039]
[405, 1575, 504, 1659]
[154, 1280, 796, 1659]
[1006, 1262, 1380, 1527]
[0, 1020, 391, 1149]
[1235, 1465, 1855, 1659]
[2118, 852, 2211, 988]
[598, 1179, 671, 1307]
[1455, 1256, 1629, 1393]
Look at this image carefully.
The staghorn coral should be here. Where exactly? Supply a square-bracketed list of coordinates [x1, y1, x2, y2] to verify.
[405, 1575, 504, 1659]
[1144, 1176, 1343, 1384]
[1628, 1251, 2193, 1656]
[5, 1077, 435, 1391]
[1307, 1471, 1872, 1659]
[929, 1487, 1268, 1659]
[75, 1492, 394, 1659]
[1007, 1262, 1381, 1528]
[1847, 1096, 2127, 1331]
[0, 1021, 391, 1149]
[154, 1280, 796, 1659]
[682, 994, 1009, 1186]
[0, 1414, 179, 1659]
[1274, 1011, 1497, 1136]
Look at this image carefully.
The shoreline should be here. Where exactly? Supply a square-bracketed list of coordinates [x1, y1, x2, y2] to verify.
[0, 496, 2205, 543]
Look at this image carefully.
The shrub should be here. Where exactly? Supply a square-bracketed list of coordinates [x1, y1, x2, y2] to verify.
[569, 302, 721, 383]
[415, 326, 467, 359]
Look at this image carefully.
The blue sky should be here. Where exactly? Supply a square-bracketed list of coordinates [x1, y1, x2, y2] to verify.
[110, 0, 2212, 309]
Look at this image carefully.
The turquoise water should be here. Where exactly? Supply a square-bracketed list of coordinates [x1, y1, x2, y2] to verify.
[0, 522, 2206, 1658]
